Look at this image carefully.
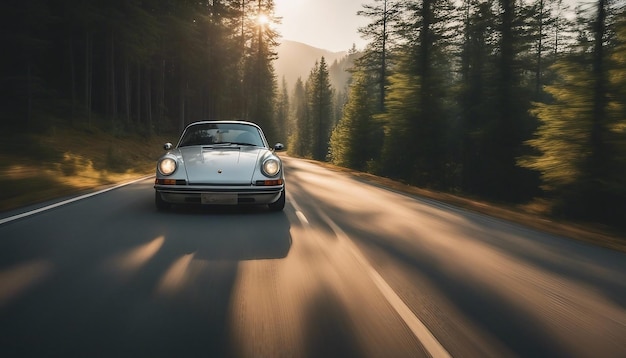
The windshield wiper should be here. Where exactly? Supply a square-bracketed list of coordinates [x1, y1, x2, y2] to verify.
[202, 142, 259, 148]
[230, 142, 258, 146]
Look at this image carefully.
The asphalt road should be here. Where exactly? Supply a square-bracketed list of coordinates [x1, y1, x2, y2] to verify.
[1, 156, 625, 357]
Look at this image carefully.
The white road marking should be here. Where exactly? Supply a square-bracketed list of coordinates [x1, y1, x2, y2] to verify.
[287, 192, 309, 226]
[295, 211, 309, 225]
[315, 208, 452, 358]
[287, 191, 450, 356]
[0, 175, 154, 226]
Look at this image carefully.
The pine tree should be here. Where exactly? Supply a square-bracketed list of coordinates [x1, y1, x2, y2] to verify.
[455, 0, 499, 194]
[357, 0, 402, 112]
[274, 76, 290, 143]
[0, 0, 281, 135]
[307, 57, 334, 161]
[288, 77, 311, 157]
[329, 70, 379, 170]
[453, 0, 539, 200]
[242, 0, 279, 140]
[0, 0, 54, 129]
[482, 0, 539, 201]
[519, 1, 626, 224]
[378, 70, 421, 180]
[378, 0, 456, 187]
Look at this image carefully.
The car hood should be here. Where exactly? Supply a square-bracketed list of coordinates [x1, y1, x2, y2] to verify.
[179, 146, 264, 184]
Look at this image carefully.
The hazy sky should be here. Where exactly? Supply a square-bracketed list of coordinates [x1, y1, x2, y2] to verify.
[274, 0, 369, 52]
[273, 0, 585, 53]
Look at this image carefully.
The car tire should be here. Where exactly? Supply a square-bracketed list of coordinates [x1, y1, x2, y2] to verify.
[155, 191, 171, 211]
[268, 189, 285, 211]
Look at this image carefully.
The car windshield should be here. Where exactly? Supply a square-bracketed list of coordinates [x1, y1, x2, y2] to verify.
[178, 123, 265, 148]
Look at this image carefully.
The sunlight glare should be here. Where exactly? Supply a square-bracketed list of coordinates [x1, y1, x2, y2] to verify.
[105, 236, 165, 273]
[257, 14, 269, 26]
[157, 253, 195, 295]
[0, 260, 53, 307]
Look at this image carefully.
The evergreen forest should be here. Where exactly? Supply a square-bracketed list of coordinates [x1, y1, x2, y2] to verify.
[1, 0, 625, 229]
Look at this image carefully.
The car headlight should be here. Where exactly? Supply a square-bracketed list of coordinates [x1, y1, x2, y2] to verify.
[262, 158, 281, 177]
[158, 158, 177, 176]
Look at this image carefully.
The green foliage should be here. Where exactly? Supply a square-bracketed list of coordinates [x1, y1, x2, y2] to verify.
[520, 5, 626, 225]
[287, 78, 312, 157]
[378, 71, 421, 180]
[241, 0, 280, 140]
[273, 77, 290, 143]
[329, 71, 380, 170]
[306, 58, 335, 160]
[356, 0, 403, 112]
[519, 61, 594, 191]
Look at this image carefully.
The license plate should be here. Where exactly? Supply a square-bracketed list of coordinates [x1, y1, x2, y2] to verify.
[201, 193, 238, 205]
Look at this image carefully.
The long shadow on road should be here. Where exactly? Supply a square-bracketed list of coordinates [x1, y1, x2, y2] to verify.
[285, 175, 626, 357]
[0, 194, 292, 357]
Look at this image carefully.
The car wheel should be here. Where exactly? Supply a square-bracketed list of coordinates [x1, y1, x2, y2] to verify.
[268, 189, 285, 211]
[155, 191, 171, 211]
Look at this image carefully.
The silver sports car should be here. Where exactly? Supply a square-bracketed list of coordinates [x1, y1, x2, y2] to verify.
[154, 120, 285, 211]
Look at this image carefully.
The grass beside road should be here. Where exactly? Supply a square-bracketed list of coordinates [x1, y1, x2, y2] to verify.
[0, 124, 172, 212]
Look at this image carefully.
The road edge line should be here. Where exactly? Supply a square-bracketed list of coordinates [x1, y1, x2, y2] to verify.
[317, 209, 452, 358]
[0, 175, 154, 226]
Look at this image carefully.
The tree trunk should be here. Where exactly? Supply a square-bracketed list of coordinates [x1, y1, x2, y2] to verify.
[535, 0, 544, 99]
[380, 0, 388, 112]
[157, 58, 165, 132]
[124, 59, 131, 123]
[26, 60, 32, 128]
[136, 62, 141, 124]
[146, 66, 152, 134]
[69, 36, 76, 123]
[588, 0, 609, 184]
[179, 63, 186, 132]
[107, 32, 117, 121]
[84, 31, 93, 124]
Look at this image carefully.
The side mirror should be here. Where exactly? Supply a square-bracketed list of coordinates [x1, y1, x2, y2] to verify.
[273, 143, 285, 151]
[163, 143, 173, 150]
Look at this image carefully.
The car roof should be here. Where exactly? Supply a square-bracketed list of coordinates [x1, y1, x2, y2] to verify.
[184, 120, 262, 129]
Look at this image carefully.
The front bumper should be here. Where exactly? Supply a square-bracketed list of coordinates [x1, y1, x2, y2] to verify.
[154, 184, 284, 205]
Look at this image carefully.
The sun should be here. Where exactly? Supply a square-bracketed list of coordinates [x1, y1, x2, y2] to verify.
[257, 14, 269, 26]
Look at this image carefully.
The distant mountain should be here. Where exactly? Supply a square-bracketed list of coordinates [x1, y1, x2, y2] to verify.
[274, 40, 348, 92]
